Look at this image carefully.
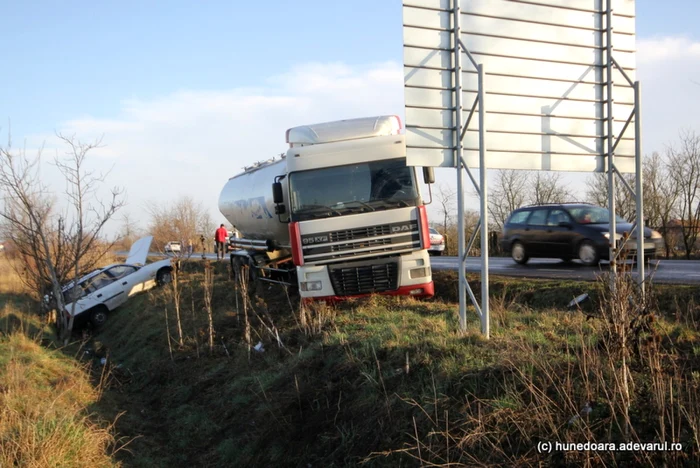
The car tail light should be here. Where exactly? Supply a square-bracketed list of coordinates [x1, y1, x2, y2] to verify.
[418, 205, 430, 250]
[289, 222, 304, 266]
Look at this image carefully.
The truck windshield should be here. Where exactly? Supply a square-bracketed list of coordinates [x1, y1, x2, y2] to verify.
[289, 159, 419, 221]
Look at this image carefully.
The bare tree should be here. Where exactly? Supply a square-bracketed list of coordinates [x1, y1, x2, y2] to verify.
[528, 172, 572, 205]
[667, 130, 700, 259]
[147, 196, 216, 254]
[0, 132, 123, 340]
[643, 152, 679, 258]
[117, 212, 141, 250]
[55, 133, 125, 337]
[434, 183, 456, 235]
[488, 169, 529, 231]
[585, 172, 636, 220]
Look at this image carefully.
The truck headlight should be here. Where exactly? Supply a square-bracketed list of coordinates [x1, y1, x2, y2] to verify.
[409, 267, 430, 279]
[300, 280, 323, 292]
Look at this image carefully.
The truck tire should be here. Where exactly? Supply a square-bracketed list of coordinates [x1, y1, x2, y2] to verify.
[90, 306, 109, 328]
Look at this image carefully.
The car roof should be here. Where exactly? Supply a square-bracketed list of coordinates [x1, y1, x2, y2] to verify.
[60, 263, 138, 292]
[519, 202, 594, 210]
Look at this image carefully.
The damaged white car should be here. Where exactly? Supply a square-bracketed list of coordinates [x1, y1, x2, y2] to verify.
[60, 236, 173, 327]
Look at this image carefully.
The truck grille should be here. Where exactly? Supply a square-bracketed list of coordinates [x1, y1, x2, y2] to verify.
[328, 261, 399, 296]
[329, 224, 393, 242]
[301, 220, 421, 265]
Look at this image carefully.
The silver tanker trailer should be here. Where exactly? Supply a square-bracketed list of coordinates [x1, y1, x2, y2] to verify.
[218, 115, 435, 301]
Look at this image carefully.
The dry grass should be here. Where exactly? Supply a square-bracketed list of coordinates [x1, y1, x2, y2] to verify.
[372, 273, 700, 466]
[0, 256, 27, 295]
[0, 330, 119, 467]
[0, 265, 120, 467]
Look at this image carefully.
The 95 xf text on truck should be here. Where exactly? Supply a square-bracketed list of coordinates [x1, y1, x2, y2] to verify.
[218, 115, 435, 301]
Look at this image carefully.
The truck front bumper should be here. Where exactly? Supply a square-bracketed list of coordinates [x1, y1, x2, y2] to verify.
[298, 249, 433, 300]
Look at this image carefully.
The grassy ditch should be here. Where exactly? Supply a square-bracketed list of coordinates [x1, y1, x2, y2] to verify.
[87, 263, 700, 467]
[0, 303, 119, 467]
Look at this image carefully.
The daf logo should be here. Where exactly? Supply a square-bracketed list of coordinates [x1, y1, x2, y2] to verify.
[391, 225, 412, 233]
[302, 236, 329, 245]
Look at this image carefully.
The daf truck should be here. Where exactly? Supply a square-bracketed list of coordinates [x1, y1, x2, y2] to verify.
[218, 115, 434, 300]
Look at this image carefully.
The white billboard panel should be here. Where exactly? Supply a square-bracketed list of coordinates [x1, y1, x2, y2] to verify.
[403, 0, 637, 172]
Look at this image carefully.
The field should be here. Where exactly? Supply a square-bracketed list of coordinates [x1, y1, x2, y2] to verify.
[1, 257, 699, 466]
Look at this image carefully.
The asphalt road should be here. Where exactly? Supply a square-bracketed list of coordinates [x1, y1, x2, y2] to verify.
[429, 256, 700, 285]
[139, 251, 700, 285]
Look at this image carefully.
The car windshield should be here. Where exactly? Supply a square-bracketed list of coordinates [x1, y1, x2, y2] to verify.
[567, 206, 626, 224]
[289, 159, 419, 221]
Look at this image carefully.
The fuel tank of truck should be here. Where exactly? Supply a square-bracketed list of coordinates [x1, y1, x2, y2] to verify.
[218, 157, 290, 249]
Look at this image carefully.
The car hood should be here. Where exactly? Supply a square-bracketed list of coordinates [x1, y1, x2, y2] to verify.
[585, 223, 653, 238]
[126, 236, 153, 265]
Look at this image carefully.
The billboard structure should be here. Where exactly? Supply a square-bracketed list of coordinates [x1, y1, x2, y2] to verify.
[403, 0, 642, 338]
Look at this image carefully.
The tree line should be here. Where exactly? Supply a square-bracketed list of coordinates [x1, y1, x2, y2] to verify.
[434, 131, 700, 259]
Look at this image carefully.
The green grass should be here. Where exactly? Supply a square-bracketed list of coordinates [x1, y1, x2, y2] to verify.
[0, 306, 118, 467]
[1, 261, 692, 467]
[75, 264, 697, 466]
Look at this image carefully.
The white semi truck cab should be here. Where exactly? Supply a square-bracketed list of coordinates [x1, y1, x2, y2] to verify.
[218, 115, 434, 300]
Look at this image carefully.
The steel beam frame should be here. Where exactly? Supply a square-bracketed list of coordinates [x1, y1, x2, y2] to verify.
[453, 0, 489, 337]
[605, 0, 644, 293]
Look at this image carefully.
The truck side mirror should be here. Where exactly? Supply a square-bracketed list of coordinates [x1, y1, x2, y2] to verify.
[272, 182, 283, 204]
[423, 167, 435, 184]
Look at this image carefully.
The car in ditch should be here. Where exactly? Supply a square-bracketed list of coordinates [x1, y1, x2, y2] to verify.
[60, 236, 173, 327]
[500, 203, 663, 266]
[428, 227, 445, 256]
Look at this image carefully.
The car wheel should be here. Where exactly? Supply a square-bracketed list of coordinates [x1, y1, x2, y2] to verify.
[578, 240, 599, 266]
[511, 241, 529, 264]
[157, 268, 173, 286]
[90, 307, 108, 328]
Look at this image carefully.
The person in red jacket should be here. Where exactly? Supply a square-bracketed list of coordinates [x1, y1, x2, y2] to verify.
[215, 224, 228, 261]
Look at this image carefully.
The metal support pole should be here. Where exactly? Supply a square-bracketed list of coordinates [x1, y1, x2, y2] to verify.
[606, 0, 616, 275]
[478, 64, 489, 338]
[453, 0, 467, 331]
[635, 81, 644, 293]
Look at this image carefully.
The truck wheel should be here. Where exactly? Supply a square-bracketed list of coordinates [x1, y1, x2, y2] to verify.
[230, 256, 242, 280]
[90, 307, 108, 328]
[157, 268, 173, 286]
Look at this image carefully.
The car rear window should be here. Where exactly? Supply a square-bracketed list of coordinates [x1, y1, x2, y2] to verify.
[507, 211, 530, 225]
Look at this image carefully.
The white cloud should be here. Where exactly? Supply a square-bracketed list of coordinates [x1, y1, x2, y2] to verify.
[24, 37, 700, 236]
[637, 36, 700, 64]
[636, 35, 700, 154]
[29, 62, 405, 235]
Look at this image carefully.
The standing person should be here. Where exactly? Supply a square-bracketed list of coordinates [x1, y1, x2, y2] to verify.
[187, 239, 193, 256]
[215, 224, 228, 261]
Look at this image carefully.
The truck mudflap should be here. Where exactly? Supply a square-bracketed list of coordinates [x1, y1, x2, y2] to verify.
[301, 281, 434, 304]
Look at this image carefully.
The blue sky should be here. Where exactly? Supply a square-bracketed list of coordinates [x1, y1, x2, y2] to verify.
[2, 1, 700, 233]
[2, 0, 403, 137]
[7, 0, 696, 138]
